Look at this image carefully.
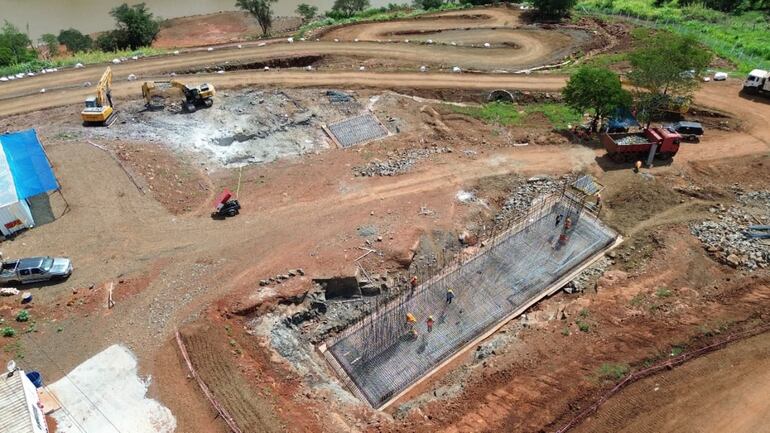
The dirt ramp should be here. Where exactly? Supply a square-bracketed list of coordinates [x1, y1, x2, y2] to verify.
[179, 324, 285, 433]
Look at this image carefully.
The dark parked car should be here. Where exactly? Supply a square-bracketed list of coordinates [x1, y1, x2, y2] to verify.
[665, 121, 704, 142]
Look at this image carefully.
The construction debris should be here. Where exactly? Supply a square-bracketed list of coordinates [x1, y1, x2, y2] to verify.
[353, 146, 451, 177]
[690, 191, 770, 270]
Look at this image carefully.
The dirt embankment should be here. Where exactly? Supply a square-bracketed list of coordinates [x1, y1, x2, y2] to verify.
[154, 12, 302, 48]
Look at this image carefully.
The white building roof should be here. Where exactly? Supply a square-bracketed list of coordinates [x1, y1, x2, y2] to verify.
[0, 146, 20, 207]
[0, 370, 36, 433]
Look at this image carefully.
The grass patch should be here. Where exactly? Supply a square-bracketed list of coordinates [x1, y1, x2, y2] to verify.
[454, 102, 582, 129]
[655, 287, 672, 298]
[577, 0, 770, 72]
[670, 345, 684, 357]
[0, 47, 168, 77]
[597, 362, 630, 380]
[576, 320, 591, 332]
[296, 3, 466, 39]
[629, 292, 645, 306]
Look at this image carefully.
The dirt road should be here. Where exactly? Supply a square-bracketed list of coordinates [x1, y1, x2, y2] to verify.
[572, 331, 770, 433]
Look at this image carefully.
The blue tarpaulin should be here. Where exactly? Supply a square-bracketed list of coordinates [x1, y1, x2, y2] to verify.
[0, 129, 59, 200]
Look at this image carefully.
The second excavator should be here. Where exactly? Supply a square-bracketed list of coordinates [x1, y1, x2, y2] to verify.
[141, 80, 215, 113]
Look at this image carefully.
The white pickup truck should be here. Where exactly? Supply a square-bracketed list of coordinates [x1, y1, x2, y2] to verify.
[743, 69, 770, 94]
[0, 256, 73, 285]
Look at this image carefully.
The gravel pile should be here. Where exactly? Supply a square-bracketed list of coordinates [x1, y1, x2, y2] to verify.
[563, 256, 612, 293]
[690, 192, 770, 271]
[495, 175, 572, 223]
[353, 146, 451, 177]
[615, 135, 649, 145]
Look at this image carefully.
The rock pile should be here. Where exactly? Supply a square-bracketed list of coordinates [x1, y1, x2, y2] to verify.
[495, 175, 571, 222]
[690, 193, 769, 271]
[562, 256, 612, 293]
[353, 146, 451, 177]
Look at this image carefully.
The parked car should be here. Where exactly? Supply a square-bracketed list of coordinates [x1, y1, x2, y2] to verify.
[0, 256, 73, 285]
[665, 121, 704, 142]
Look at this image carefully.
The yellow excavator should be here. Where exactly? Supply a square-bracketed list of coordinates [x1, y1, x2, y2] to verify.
[141, 80, 215, 113]
[81, 67, 116, 126]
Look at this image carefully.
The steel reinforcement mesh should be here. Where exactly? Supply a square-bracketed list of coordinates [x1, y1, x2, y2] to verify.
[325, 195, 617, 408]
[327, 114, 389, 148]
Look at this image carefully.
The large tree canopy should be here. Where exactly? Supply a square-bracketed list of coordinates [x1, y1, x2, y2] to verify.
[237, 0, 278, 35]
[628, 30, 712, 96]
[330, 0, 371, 17]
[0, 21, 36, 66]
[296, 3, 319, 21]
[96, 3, 160, 51]
[563, 66, 632, 131]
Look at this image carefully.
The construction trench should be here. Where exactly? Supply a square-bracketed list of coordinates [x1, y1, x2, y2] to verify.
[320, 190, 620, 409]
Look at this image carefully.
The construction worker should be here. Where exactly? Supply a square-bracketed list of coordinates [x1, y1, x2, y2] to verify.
[564, 216, 573, 231]
[446, 288, 455, 304]
[410, 275, 418, 289]
[595, 193, 602, 208]
[426, 315, 435, 332]
[406, 313, 418, 339]
[555, 213, 564, 227]
[406, 312, 417, 325]
[634, 160, 642, 173]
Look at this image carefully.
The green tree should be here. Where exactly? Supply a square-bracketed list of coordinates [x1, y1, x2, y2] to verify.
[533, 0, 577, 19]
[96, 30, 127, 51]
[331, 0, 371, 17]
[0, 21, 36, 66]
[296, 3, 319, 21]
[57, 28, 93, 53]
[563, 66, 631, 131]
[237, 0, 278, 35]
[415, 0, 444, 9]
[108, 3, 161, 50]
[39, 33, 60, 58]
[628, 31, 712, 97]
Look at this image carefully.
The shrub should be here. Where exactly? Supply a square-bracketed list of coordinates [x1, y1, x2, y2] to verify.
[2, 327, 15, 337]
[577, 320, 591, 332]
[415, 0, 445, 9]
[533, 0, 578, 18]
[597, 362, 630, 380]
[57, 28, 93, 53]
[0, 21, 37, 66]
[15, 310, 30, 323]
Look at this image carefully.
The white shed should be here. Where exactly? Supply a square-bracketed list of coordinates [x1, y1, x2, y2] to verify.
[0, 369, 49, 433]
[0, 146, 34, 237]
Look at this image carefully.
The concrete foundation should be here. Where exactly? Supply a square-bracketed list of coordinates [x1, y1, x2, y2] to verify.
[321, 194, 619, 408]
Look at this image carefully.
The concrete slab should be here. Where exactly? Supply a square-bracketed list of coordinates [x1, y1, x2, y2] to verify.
[48, 345, 175, 433]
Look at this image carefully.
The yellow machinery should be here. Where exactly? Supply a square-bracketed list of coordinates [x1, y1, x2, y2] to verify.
[141, 80, 215, 113]
[81, 67, 116, 126]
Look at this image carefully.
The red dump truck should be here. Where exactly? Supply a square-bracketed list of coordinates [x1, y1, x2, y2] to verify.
[600, 127, 682, 163]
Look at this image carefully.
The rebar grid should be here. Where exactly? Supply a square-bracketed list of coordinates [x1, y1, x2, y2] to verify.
[327, 114, 389, 148]
[325, 192, 617, 408]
